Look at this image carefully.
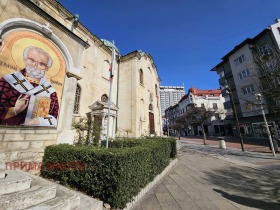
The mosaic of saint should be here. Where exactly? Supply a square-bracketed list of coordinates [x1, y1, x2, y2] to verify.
[0, 30, 66, 127]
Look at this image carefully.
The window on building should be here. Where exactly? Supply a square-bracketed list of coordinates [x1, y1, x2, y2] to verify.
[234, 54, 245, 66]
[149, 104, 153, 111]
[245, 103, 256, 111]
[212, 103, 218, 109]
[155, 84, 158, 96]
[189, 95, 193, 102]
[242, 84, 255, 94]
[102, 60, 110, 79]
[74, 84, 81, 114]
[140, 99, 145, 121]
[201, 103, 205, 108]
[239, 69, 250, 79]
[259, 44, 272, 56]
[150, 93, 153, 102]
[140, 69, 144, 85]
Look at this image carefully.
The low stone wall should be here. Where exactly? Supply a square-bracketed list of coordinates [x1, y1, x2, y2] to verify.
[0, 127, 58, 164]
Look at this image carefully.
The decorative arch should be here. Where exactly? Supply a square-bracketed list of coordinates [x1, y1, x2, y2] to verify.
[0, 18, 80, 76]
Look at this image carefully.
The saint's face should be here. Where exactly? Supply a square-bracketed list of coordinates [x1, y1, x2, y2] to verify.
[25, 48, 49, 71]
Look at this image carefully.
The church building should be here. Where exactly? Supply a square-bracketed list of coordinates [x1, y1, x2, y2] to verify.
[0, 0, 162, 163]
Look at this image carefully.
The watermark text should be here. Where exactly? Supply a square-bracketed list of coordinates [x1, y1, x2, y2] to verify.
[5, 161, 87, 171]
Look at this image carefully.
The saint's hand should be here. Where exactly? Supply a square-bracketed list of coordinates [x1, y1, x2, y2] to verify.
[14, 94, 29, 114]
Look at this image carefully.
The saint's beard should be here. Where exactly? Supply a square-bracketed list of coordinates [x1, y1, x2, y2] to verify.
[26, 66, 45, 79]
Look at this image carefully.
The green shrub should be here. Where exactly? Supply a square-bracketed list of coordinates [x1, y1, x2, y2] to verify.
[41, 138, 176, 208]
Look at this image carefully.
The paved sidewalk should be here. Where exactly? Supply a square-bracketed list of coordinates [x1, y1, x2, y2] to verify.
[131, 138, 280, 210]
[178, 135, 276, 153]
[178, 136, 280, 171]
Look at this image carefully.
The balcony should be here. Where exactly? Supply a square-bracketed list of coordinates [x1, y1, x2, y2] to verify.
[224, 71, 233, 78]
[218, 77, 226, 86]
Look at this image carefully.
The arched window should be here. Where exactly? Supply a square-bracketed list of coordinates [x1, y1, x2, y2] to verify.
[74, 84, 81, 114]
[140, 99, 145, 121]
[101, 94, 108, 102]
[140, 69, 144, 85]
[102, 60, 110, 79]
[155, 84, 158, 96]
[149, 103, 153, 111]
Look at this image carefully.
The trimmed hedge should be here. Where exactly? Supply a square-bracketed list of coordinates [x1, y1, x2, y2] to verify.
[41, 137, 176, 208]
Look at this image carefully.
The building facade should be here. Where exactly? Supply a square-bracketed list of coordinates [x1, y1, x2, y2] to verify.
[0, 0, 162, 163]
[159, 85, 185, 117]
[165, 87, 226, 136]
[212, 19, 280, 139]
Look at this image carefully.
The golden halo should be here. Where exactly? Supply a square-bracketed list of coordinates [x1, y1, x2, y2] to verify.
[11, 38, 60, 79]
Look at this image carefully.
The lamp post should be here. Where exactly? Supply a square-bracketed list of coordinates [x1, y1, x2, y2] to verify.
[225, 84, 245, 151]
[255, 93, 276, 156]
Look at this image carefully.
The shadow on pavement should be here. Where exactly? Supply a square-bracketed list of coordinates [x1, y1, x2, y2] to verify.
[205, 166, 280, 209]
[213, 189, 280, 210]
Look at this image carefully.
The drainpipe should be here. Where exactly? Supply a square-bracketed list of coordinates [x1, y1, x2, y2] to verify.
[115, 54, 121, 135]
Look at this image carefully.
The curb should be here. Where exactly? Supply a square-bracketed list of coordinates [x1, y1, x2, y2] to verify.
[123, 158, 178, 210]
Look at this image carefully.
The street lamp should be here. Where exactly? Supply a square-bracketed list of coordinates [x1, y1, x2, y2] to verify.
[225, 84, 245, 151]
[255, 93, 276, 156]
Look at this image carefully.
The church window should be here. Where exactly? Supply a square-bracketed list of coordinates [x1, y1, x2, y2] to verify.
[102, 60, 110, 80]
[150, 93, 153, 102]
[74, 84, 81, 114]
[140, 69, 144, 85]
[155, 84, 158, 96]
[140, 99, 145, 121]
[149, 103, 153, 111]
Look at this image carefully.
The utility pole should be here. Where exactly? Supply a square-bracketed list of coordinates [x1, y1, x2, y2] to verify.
[225, 84, 245, 152]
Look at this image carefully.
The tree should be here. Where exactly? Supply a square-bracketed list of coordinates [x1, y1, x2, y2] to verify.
[72, 117, 89, 145]
[243, 47, 280, 114]
[253, 48, 280, 113]
[171, 123, 182, 139]
[176, 105, 217, 145]
[72, 116, 101, 146]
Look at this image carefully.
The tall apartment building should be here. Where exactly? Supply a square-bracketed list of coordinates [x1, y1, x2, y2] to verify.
[211, 19, 280, 139]
[159, 86, 185, 117]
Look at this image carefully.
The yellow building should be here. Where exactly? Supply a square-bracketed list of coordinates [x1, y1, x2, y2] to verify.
[0, 0, 162, 163]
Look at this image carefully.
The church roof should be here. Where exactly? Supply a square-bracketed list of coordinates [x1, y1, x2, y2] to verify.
[100, 39, 120, 53]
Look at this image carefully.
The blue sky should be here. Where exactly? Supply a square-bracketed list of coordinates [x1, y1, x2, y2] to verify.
[58, 0, 280, 91]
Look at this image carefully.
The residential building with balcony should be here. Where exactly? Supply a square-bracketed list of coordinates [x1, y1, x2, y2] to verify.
[165, 87, 226, 136]
[211, 19, 280, 139]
